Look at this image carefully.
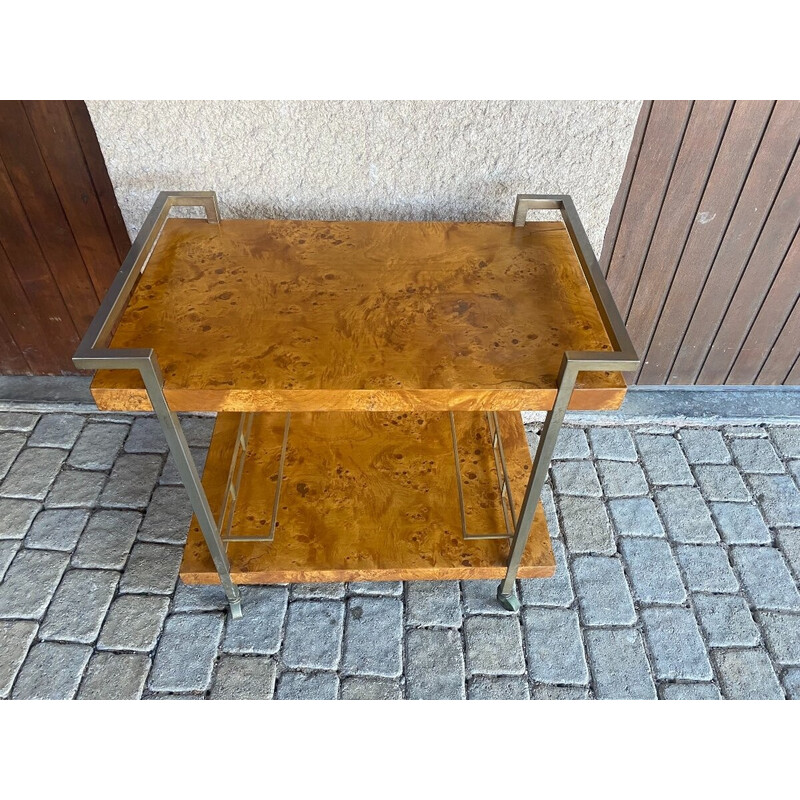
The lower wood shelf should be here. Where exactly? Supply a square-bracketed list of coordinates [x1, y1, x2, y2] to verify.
[180, 410, 555, 584]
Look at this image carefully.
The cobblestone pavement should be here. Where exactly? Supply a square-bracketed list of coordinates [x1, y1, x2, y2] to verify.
[1, 409, 799, 700]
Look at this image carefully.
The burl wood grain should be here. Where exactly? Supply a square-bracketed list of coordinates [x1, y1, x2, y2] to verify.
[92, 218, 626, 412]
[180, 410, 555, 583]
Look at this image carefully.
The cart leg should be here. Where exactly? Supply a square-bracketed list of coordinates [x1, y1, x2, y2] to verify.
[140, 360, 242, 619]
[497, 359, 578, 609]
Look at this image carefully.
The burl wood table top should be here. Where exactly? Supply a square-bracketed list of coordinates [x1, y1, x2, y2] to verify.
[92, 218, 625, 412]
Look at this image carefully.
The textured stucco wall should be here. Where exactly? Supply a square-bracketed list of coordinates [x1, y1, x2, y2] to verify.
[87, 100, 641, 256]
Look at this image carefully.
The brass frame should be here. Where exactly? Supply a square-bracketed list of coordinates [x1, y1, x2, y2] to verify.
[73, 191, 639, 617]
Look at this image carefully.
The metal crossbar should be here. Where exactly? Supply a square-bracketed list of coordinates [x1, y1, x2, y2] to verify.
[221, 412, 292, 544]
[450, 411, 517, 541]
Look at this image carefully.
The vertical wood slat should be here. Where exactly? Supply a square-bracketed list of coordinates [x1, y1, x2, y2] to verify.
[784, 334, 800, 384]
[0, 101, 99, 334]
[755, 294, 800, 386]
[706, 146, 800, 383]
[606, 101, 692, 318]
[626, 101, 733, 381]
[735, 229, 800, 383]
[607, 99, 800, 385]
[638, 101, 775, 385]
[0, 100, 127, 374]
[666, 101, 800, 384]
[0, 152, 80, 366]
[0, 241, 54, 372]
[600, 101, 652, 277]
[0, 312, 29, 374]
[65, 100, 131, 262]
[23, 101, 123, 296]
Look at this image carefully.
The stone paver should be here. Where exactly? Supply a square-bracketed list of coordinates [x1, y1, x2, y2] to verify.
[641, 607, 712, 681]
[406, 581, 462, 627]
[522, 607, 588, 686]
[693, 465, 751, 503]
[406, 628, 465, 699]
[2, 410, 800, 701]
[160, 447, 208, 485]
[0, 540, 19, 582]
[275, 671, 339, 700]
[0, 432, 26, 481]
[782, 668, 800, 699]
[587, 427, 637, 461]
[0, 411, 39, 431]
[552, 428, 590, 460]
[0, 620, 38, 698]
[0, 549, 70, 619]
[776, 530, 800, 581]
[100, 453, 162, 510]
[692, 594, 760, 648]
[541, 484, 560, 538]
[729, 437, 784, 474]
[180, 415, 216, 447]
[675, 545, 740, 593]
[69, 423, 128, 470]
[659, 682, 721, 700]
[519, 539, 573, 608]
[0, 498, 40, 539]
[596, 460, 649, 498]
[711, 502, 771, 545]
[78, 652, 150, 699]
[148, 613, 224, 692]
[1, 447, 66, 499]
[25, 508, 90, 551]
[291, 582, 346, 600]
[39, 569, 119, 644]
[282, 600, 344, 670]
[757, 611, 800, 665]
[770, 427, 800, 460]
[572, 556, 636, 626]
[730, 546, 800, 611]
[463, 615, 526, 676]
[461, 579, 516, 615]
[619, 538, 686, 604]
[210, 656, 277, 700]
[98, 594, 170, 652]
[469, 675, 531, 700]
[45, 469, 106, 509]
[349, 581, 403, 596]
[124, 416, 169, 453]
[29, 414, 84, 449]
[550, 460, 602, 497]
[342, 595, 403, 677]
[712, 648, 784, 700]
[172, 582, 228, 612]
[340, 677, 402, 700]
[12, 642, 92, 699]
[636, 434, 694, 485]
[530, 685, 590, 700]
[137, 486, 193, 544]
[748, 474, 800, 528]
[223, 586, 288, 655]
[678, 428, 730, 464]
[584, 628, 656, 699]
[656, 487, 719, 543]
[559, 496, 614, 555]
[608, 497, 665, 537]
[72, 509, 142, 570]
[119, 542, 183, 595]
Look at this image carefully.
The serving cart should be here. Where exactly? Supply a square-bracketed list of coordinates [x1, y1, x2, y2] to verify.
[74, 192, 638, 618]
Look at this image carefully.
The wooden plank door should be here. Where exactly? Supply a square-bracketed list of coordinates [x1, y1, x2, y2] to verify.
[0, 101, 129, 375]
[602, 100, 800, 385]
